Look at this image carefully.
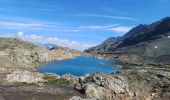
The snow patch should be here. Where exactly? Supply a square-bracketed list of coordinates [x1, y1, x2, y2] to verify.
[154, 46, 158, 49]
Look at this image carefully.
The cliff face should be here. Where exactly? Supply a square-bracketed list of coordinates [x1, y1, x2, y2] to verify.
[84, 37, 118, 53]
[0, 38, 80, 70]
[85, 17, 170, 65]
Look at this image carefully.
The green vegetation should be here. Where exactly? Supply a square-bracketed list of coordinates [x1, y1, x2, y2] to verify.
[43, 74, 56, 80]
[16, 82, 37, 86]
[43, 74, 73, 85]
[46, 78, 73, 85]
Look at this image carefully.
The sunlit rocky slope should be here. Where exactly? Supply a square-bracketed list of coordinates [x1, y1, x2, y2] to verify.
[0, 37, 81, 71]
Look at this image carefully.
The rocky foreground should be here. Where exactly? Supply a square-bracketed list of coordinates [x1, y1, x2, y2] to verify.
[1, 67, 169, 100]
[0, 37, 170, 100]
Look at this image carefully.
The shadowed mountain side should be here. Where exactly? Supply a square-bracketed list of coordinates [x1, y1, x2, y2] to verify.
[85, 17, 170, 65]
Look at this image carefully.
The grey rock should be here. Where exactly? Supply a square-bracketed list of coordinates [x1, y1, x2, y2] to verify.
[6, 70, 44, 83]
[69, 96, 97, 100]
[75, 73, 132, 100]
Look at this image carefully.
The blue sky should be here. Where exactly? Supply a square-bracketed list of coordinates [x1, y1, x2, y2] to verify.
[0, 0, 169, 50]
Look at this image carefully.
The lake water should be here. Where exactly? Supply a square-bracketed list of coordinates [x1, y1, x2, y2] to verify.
[38, 56, 119, 76]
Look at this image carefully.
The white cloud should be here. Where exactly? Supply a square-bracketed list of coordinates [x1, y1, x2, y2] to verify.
[45, 37, 94, 51]
[0, 33, 16, 37]
[73, 14, 138, 21]
[47, 37, 59, 42]
[13, 32, 94, 51]
[1, 31, 94, 51]
[16, 32, 24, 39]
[78, 25, 132, 33]
[17, 32, 24, 36]
[0, 20, 132, 33]
[0, 20, 85, 32]
[0, 21, 45, 29]
[27, 34, 43, 40]
[0, 15, 133, 34]
[79, 24, 119, 29]
[108, 26, 132, 33]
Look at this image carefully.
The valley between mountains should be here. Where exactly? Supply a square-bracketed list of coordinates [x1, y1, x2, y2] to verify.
[0, 17, 170, 100]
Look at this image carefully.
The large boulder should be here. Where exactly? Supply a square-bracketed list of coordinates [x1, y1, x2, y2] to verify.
[75, 73, 132, 100]
[6, 70, 44, 83]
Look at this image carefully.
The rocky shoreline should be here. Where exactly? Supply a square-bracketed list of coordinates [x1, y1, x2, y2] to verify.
[2, 63, 169, 100]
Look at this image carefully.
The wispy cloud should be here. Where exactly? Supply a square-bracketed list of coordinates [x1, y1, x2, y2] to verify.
[0, 19, 132, 33]
[108, 26, 132, 33]
[77, 25, 132, 33]
[0, 21, 46, 29]
[0, 20, 73, 32]
[72, 14, 138, 21]
[0, 33, 16, 37]
[78, 24, 119, 29]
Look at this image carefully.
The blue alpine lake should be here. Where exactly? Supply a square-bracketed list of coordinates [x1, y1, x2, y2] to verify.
[38, 56, 119, 76]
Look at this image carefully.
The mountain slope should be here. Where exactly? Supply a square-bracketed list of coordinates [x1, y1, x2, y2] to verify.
[85, 17, 170, 65]
[0, 38, 81, 70]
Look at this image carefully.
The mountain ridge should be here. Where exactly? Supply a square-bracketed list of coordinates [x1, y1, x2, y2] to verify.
[84, 17, 170, 65]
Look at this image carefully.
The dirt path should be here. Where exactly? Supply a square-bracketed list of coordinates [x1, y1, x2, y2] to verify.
[0, 85, 84, 100]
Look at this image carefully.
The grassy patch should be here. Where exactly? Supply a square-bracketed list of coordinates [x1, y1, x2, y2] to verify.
[46, 78, 73, 85]
[43, 74, 73, 85]
[16, 82, 37, 86]
[43, 74, 56, 80]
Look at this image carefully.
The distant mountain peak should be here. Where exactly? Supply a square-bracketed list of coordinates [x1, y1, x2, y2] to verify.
[33, 43, 58, 50]
[160, 16, 170, 21]
[124, 24, 148, 38]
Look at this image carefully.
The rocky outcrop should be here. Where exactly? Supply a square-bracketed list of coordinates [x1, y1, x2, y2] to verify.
[69, 96, 97, 100]
[70, 68, 170, 100]
[47, 47, 76, 61]
[74, 73, 132, 100]
[6, 70, 44, 83]
[4, 70, 134, 100]
[84, 37, 118, 53]
[0, 38, 47, 69]
[5, 70, 73, 84]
